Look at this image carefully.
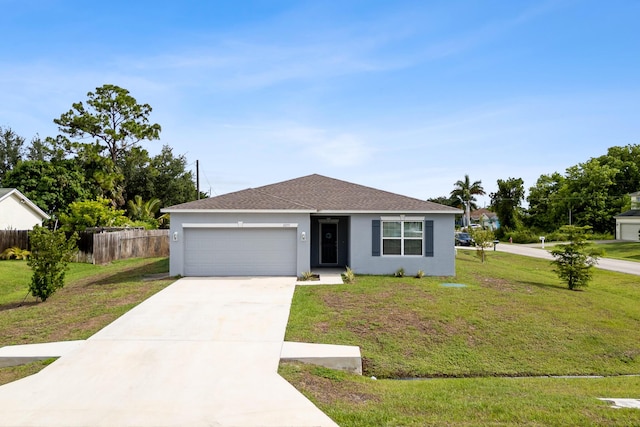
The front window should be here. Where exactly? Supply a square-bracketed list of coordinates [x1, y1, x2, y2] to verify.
[382, 220, 423, 256]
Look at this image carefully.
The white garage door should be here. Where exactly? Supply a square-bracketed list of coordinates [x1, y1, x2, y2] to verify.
[184, 228, 297, 276]
[620, 223, 640, 241]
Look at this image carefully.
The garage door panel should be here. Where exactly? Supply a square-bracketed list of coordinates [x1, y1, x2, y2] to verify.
[620, 224, 640, 241]
[184, 228, 297, 276]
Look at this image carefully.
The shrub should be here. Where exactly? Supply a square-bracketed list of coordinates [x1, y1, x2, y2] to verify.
[60, 197, 130, 232]
[27, 226, 78, 302]
[343, 267, 356, 284]
[470, 228, 496, 263]
[299, 271, 316, 281]
[394, 267, 405, 278]
[415, 269, 425, 279]
[550, 225, 603, 290]
[0, 246, 31, 260]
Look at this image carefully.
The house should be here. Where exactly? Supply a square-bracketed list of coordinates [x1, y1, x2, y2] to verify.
[162, 174, 462, 277]
[615, 191, 640, 241]
[0, 188, 50, 230]
[470, 208, 500, 230]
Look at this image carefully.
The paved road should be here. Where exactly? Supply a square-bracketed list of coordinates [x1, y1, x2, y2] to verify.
[0, 277, 338, 427]
[494, 244, 640, 276]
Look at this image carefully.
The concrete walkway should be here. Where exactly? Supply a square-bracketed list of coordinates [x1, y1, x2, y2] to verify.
[0, 277, 339, 427]
[493, 243, 640, 276]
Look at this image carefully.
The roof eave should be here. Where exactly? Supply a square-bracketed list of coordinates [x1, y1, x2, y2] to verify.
[161, 208, 317, 214]
[315, 209, 463, 214]
[1, 189, 50, 220]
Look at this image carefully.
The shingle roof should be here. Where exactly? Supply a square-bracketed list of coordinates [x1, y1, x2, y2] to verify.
[615, 210, 640, 218]
[470, 208, 497, 219]
[164, 174, 460, 213]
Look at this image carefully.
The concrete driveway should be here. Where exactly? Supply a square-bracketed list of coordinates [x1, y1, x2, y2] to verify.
[0, 277, 338, 427]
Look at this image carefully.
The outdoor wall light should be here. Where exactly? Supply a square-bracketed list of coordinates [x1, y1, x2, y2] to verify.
[301, 231, 307, 241]
[172, 232, 179, 242]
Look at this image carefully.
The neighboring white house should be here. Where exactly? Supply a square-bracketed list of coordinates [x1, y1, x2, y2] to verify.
[0, 188, 50, 230]
[162, 174, 462, 278]
[615, 191, 640, 241]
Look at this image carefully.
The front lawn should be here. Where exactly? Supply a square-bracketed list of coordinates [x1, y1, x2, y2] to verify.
[0, 257, 173, 385]
[597, 241, 640, 262]
[281, 363, 640, 426]
[281, 250, 640, 425]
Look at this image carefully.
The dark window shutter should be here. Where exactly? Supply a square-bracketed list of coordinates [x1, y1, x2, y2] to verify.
[372, 220, 381, 256]
[424, 220, 434, 257]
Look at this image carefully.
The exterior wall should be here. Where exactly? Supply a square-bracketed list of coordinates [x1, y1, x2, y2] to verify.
[349, 213, 456, 276]
[0, 196, 45, 230]
[168, 212, 311, 276]
[616, 219, 640, 241]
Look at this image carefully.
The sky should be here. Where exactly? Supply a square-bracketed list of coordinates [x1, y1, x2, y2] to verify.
[1, 0, 639, 207]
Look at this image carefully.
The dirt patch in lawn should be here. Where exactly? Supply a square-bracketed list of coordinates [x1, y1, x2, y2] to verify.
[319, 282, 458, 344]
[283, 363, 379, 407]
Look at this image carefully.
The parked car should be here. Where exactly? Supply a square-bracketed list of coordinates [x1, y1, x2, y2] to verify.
[461, 224, 482, 232]
[455, 232, 474, 246]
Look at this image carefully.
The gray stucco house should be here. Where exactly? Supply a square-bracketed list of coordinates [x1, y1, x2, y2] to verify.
[162, 174, 461, 277]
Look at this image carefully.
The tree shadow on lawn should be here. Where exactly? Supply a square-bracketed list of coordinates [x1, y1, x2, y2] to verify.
[520, 280, 574, 291]
[0, 300, 40, 312]
[76, 258, 170, 288]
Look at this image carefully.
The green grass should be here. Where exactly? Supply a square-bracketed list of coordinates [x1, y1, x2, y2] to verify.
[281, 250, 640, 425]
[597, 241, 640, 262]
[0, 257, 173, 385]
[280, 363, 640, 426]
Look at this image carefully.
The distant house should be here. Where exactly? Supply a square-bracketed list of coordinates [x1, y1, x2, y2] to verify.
[470, 208, 500, 230]
[0, 188, 50, 230]
[615, 191, 640, 241]
[162, 174, 462, 277]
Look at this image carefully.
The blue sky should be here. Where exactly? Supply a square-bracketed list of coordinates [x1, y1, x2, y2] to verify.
[2, 0, 639, 206]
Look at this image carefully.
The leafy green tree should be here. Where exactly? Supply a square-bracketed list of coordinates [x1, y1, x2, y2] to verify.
[74, 142, 124, 205]
[490, 177, 525, 235]
[451, 174, 485, 228]
[59, 198, 129, 232]
[470, 228, 496, 263]
[53, 84, 161, 206]
[550, 225, 602, 290]
[526, 172, 567, 231]
[150, 145, 198, 207]
[121, 146, 156, 203]
[3, 159, 90, 216]
[597, 145, 640, 205]
[526, 144, 640, 235]
[562, 159, 619, 234]
[0, 126, 25, 184]
[27, 226, 78, 302]
[54, 84, 161, 165]
[427, 195, 458, 207]
[25, 135, 65, 162]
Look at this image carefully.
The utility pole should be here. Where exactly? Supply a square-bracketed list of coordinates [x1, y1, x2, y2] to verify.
[196, 160, 200, 200]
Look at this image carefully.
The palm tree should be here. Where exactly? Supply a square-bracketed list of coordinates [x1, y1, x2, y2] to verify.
[127, 195, 161, 224]
[450, 174, 485, 228]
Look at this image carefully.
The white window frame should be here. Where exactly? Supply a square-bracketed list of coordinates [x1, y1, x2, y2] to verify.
[381, 216, 424, 256]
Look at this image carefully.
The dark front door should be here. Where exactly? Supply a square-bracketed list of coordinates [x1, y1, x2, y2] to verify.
[320, 222, 338, 264]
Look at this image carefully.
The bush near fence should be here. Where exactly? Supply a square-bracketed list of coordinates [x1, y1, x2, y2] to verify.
[0, 229, 169, 264]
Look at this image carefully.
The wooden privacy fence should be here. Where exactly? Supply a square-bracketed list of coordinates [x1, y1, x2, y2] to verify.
[0, 230, 29, 253]
[82, 229, 170, 265]
[0, 229, 169, 264]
